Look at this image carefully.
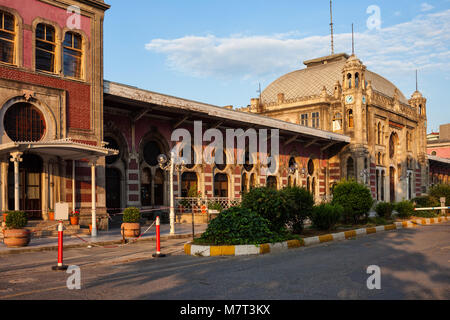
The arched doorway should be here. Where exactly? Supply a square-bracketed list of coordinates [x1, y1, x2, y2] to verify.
[390, 167, 396, 203]
[267, 176, 278, 190]
[8, 154, 43, 219]
[242, 172, 248, 193]
[106, 168, 121, 214]
[154, 169, 164, 206]
[141, 168, 152, 206]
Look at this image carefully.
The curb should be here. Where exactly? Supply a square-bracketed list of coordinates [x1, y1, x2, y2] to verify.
[0, 232, 204, 256]
[184, 216, 450, 257]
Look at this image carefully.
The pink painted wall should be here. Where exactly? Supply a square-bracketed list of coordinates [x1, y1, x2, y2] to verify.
[0, 0, 91, 68]
[428, 147, 450, 159]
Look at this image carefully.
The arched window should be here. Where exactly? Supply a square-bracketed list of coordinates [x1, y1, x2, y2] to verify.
[4, 103, 46, 142]
[347, 73, 352, 89]
[348, 109, 354, 128]
[377, 122, 381, 144]
[104, 137, 120, 164]
[242, 172, 248, 193]
[389, 133, 398, 159]
[214, 173, 228, 197]
[63, 31, 82, 78]
[333, 113, 343, 132]
[347, 157, 355, 180]
[36, 24, 56, 73]
[214, 149, 227, 171]
[243, 147, 253, 172]
[250, 173, 256, 189]
[143, 141, 161, 166]
[307, 159, 314, 176]
[377, 152, 382, 165]
[181, 172, 198, 197]
[419, 104, 422, 115]
[180, 146, 195, 169]
[355, 73, 360, 88]
[431, 151, 437, 156]
[0, 11, 15, 64]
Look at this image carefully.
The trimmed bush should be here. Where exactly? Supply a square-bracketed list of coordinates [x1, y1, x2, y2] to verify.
[123, 207, 141, 223]
[331, 180, 374, 224]
[395, 201, 415, 219]
[5, 211, 28, 229]
[310, 204, 343, 231]
[281, 186, 314, 233]
[375, 202, 394, 219]
[197, 207, 289, 245]
[412, 195, 440, 217]
[241, 187, 289, 232]
[429, 184, 450, 206]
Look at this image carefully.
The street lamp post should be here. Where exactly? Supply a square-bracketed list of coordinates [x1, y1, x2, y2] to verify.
[158, 152, 186, 235]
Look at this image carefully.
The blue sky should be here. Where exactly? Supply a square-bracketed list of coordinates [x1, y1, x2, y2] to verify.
[103, 0, 450, 133]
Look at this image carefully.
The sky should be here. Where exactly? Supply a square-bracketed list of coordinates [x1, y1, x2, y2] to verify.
[103, 0, 450, 133]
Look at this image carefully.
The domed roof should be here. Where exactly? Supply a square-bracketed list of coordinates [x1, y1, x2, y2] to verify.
[261, 53, 409, 105]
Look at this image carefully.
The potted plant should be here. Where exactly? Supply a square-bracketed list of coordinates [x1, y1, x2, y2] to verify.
[48, 209, 55, 221]
[3, 211, 30, 248]
[121, 207, 141, 239]
[2, 211, 9, 222]
[69, 210, 80, 225]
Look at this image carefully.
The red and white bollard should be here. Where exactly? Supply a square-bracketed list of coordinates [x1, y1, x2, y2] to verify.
[52, 221, 68, 271]
[152, 216, 166, 258]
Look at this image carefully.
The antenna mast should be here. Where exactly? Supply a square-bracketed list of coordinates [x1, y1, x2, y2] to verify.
[330, 0, 334, 55]
[352, 23, 355, 55]
[416, 70, 418, 91]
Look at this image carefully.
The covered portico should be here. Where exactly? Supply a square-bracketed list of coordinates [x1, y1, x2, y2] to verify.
[0, 138, 118, 237]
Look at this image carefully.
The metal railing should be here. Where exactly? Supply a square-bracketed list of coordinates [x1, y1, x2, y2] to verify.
[174, 197, 241, 214]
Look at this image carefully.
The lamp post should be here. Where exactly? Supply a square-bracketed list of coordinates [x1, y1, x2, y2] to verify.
[158, 152, 186, 235]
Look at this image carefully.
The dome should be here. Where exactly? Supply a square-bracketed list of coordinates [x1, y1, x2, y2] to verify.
[261, 53, 409, 105]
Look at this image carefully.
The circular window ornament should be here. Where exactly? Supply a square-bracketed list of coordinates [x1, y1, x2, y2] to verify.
[4, 103, 46, 142]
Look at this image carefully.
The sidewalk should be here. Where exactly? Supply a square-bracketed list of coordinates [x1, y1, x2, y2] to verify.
[0, 223, 207, 255]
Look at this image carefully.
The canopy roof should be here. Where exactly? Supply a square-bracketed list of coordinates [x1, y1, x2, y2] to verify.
[0, 138, 119, 160]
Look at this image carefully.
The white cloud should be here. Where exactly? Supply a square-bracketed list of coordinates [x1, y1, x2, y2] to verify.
[420, 3, 434, 11]
[145, 9, 450, 81]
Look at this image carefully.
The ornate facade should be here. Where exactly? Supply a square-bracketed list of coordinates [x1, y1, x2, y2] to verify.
[239, 53, 431, 202]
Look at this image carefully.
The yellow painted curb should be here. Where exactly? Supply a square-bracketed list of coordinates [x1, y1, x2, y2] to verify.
[319, 234, 333, 243]
[366, 227, 377, 234]
[384, 224, 397, 231]
[184, 243, 191, 255]
[345, 230, 357, 239]
[259, 244, 270, 254]
[211, 246, 235, 256]
[287, 239, 303, 248]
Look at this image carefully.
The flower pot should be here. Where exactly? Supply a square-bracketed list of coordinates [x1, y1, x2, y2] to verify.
[3, 229, 31, 248]
[70, 216, 79, 225]
[121, 223, 141, 238]
[48, 211, 55, 221]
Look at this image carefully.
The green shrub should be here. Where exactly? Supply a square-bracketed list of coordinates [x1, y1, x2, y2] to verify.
[412, 195, 440, 217]
[375, 202, 394, 219]
[310, 204, 343, 231]
[123, 207, 141, 223]
[368, 216, 389, 225]
[395, 201, 415, 219]
[241, 187, 289, 232]
[5, 211, 28, 229]
[281, 186, 314, 233]
[331, 180, 374, 224]
[429, 184, 450, 206]
[197, 207, 289, 245]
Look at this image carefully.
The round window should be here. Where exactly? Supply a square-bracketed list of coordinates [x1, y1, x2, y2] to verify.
[105, 137, 120, 164]
[143, 141, 161, 166]
[4, 103, 46, 142]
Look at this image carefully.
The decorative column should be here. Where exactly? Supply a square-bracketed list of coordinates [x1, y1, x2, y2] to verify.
[90, 158, 98, 237]
[10, 152, 23, 211]
[72, 160, 76, 212]
[1, 156, 8, 212]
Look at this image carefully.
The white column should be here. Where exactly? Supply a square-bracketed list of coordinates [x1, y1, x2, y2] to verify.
[72, 160, 76, 212]
[10, 152, 23, 211]
[90, 158, 97, 237]
[170, 152, 175, 235]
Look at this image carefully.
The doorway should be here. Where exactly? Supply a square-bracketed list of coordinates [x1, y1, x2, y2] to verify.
[8, 154, 43, 219]
[106, 168, 121, 214]
[390, 167, 396, 203]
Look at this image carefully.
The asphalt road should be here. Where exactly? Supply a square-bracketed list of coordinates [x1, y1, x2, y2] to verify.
[0, 222, 449, 300]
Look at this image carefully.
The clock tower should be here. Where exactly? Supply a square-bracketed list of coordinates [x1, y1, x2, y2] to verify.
[342, 54, 369, 183]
